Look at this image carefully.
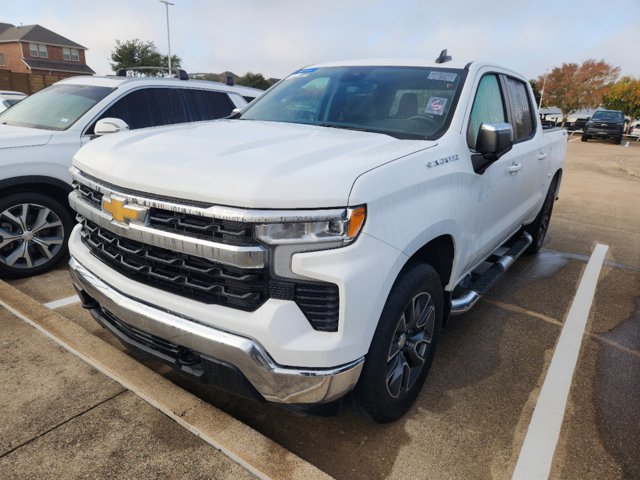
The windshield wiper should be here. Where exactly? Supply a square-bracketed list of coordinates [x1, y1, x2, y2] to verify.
[318, 122, 373, 134]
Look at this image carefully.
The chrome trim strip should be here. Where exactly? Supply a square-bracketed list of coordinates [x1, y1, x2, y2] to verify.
[71, 166, 347, 223]
[69, 191, 267, 269]
[69, 256, 363, 404]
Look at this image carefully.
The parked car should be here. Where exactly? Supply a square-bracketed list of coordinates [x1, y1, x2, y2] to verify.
[582, 110, 625, 144]
[0, 74, 263, 278]
[0, 90, 27, 113]
[628, 120, 640, 138]
[68, 57, 566, 422]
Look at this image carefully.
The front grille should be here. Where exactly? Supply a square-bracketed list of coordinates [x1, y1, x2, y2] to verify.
[74, 179, 341, 331]
[81, 219, 269, 310]
[148, 208, 255, 246]
[75, 183, 103, 208]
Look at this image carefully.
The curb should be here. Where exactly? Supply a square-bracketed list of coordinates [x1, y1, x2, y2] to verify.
[0, 280, 331, 480]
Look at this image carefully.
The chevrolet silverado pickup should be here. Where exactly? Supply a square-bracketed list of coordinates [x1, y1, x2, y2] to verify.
[68, 57, 566, 422]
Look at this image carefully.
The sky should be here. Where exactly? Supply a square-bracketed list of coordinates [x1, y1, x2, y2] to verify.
[2, 0, 639, 81]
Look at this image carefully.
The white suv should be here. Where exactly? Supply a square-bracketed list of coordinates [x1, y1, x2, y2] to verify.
[0, 75, 262, 278]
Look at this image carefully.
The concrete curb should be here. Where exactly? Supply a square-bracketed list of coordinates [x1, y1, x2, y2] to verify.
[0, 280, 331, 480]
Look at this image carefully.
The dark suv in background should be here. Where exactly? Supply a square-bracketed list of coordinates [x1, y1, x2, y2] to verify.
[582, 110, 625, 144]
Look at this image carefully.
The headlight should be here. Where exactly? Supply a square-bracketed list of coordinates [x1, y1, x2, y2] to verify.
[255, 206, 366, 246]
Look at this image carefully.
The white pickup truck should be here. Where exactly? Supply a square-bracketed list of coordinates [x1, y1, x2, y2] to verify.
[68, 58, 566, 422]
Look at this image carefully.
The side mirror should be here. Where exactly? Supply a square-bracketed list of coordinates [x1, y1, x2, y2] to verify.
[94, 118, 130, 137]
[472, 122, 513, 173]
[228, 108, 242, 119]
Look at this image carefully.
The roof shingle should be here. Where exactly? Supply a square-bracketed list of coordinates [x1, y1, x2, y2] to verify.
[23, 57, 95, 75]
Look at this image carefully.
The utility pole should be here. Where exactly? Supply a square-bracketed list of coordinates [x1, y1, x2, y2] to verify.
[160, 0, 174, 75]
[539, 67, 549, 110]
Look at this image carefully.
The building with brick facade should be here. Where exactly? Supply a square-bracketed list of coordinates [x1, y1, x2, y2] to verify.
[0, 22, 94, 77]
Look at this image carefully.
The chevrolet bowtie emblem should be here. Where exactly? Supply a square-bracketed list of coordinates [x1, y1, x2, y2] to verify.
[102, 196, 147, 224]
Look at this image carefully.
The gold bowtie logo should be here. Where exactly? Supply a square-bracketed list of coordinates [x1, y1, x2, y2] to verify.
[102, 196, 147, 224]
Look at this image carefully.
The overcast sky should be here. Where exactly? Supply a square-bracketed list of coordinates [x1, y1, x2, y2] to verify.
[3, 0, 639, 80]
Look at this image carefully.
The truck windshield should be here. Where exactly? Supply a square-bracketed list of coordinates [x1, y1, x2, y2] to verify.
[0, 84, 114, 131]
[240, 66, 466, 140]
[591, 111, 623, 121]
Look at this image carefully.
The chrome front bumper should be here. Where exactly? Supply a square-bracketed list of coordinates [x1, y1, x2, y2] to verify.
[69, 257, 364, 404]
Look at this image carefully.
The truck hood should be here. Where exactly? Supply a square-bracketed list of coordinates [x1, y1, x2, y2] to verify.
[0, 123, 53, 149]
[73, 120, 435, 208]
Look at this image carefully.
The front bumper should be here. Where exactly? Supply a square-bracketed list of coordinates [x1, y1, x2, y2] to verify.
[69, 256, 364, 404]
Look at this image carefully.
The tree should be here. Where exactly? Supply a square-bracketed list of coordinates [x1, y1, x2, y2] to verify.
[529, 79, 541, 108]
[110, 39, 181, 75]
[602, 76, 640, 119]
[538, 59, 620, 124]
[236, 72, 271, 90]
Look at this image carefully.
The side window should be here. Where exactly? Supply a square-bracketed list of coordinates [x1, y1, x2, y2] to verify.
[467, 74, 506, 149]
[243, 95, 256, 103]
[88, 88, 186, 133]
[504, 77, 534, 141]
[181, 89, 235, 122]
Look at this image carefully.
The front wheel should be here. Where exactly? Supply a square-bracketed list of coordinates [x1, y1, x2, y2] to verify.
[581, 135, 588, 142]
[354, 262, 443, 422]
[0, 192, 74, 279]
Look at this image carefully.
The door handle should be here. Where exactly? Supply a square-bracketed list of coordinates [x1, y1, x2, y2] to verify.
[509, 163, 522, 174]
[538, 153, 547, 160]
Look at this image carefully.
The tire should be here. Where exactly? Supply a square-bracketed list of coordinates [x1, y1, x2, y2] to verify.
[354, 262, 443, 422]
[581, 135, 588, 142]
[524, 177, 558, 255]
[615, 136, 623, 145]
[0, 192, 74, 279]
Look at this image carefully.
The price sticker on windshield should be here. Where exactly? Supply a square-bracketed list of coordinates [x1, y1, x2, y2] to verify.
[428, 71, 457, 82]
[425, 97, 448, 116]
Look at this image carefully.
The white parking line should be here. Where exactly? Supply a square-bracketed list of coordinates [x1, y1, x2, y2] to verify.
[512, 243, 608, 480]
[568, 137, 581, 142]
[44, 294, 80, 309]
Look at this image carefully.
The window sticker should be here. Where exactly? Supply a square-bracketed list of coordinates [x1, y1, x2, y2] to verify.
[288, 67, 319, 79]
[428, 71, 457, 82]
[425, 97, 448, 116]
[59, 117, 70, 123]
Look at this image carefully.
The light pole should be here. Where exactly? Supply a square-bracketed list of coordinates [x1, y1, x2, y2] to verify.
[160, 0, 174, 75]
[538, 67, 549, 110]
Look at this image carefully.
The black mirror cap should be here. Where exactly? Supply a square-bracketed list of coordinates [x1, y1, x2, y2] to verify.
[476, 122, 513, 159]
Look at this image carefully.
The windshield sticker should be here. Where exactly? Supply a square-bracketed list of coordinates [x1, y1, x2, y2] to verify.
[288, 67, 319, 79]
[425, 97, 448, 116]
[59, 117, 70, 123]
[428, 71, 457, 82]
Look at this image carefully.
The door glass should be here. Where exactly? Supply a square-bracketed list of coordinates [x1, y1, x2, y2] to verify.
[467, 74, 506, 149]
[504, 77, 534, 141]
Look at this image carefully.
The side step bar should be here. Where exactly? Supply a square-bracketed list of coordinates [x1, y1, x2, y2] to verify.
[450, 232, 533, 315]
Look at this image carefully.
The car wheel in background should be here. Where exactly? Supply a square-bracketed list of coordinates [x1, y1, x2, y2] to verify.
[0, 192, 73, 279]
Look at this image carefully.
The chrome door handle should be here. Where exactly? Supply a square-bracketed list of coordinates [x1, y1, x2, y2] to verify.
[509, 163, 522, 174]
[538, 153, 547, 160]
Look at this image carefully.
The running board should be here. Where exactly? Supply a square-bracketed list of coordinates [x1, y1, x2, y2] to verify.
[450, 232, 533, 315]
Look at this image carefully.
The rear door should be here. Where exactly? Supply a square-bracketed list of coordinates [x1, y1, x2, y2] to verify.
[500, 75, 545, 223]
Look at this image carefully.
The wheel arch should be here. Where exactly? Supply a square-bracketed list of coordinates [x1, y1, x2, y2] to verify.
[399, 234, 455, 322]
[0, 176, 74, 211]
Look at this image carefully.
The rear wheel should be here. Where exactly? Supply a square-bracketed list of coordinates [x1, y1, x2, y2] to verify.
[581, 135, 588, 142]
[0, 192, 73, 279]
[615, 136, 623, 145]
[524, 177, 558, 255]
[354, 262, 443, 422]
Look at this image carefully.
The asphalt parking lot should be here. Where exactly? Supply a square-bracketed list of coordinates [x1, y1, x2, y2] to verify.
[1, 138, 639, 479]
